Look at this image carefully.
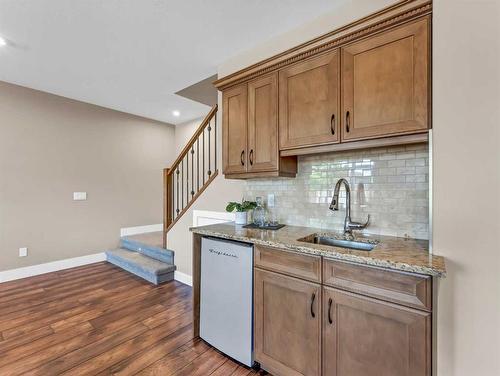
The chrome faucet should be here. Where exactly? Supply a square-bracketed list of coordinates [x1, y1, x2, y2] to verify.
[329, 178, 370, 235]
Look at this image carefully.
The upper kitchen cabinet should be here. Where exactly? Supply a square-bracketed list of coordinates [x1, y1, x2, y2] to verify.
[222, 74, 297, 179]
[341, 17, 430, 142]
[279, 50, 340, 150]
[222, 83, 248, 175]
[247, 74, 278, 172]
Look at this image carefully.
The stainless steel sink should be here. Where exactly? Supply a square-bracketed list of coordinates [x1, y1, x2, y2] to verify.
[298, 234, 378, 251]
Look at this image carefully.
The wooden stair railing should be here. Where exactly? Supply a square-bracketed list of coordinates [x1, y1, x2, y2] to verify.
[163, 104, 218, 247]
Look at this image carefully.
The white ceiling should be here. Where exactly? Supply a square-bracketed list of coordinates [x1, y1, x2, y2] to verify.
[0, 0, 347, 124]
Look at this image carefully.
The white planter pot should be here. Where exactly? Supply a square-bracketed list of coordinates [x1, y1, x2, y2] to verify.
[234, 211, 248, 225]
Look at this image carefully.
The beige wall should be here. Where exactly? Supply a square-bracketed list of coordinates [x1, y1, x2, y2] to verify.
[0, 81, 176, 271]
[169, 0, 500, 374]
[175, 117, 203, 155]
[433, 1, 500, 375]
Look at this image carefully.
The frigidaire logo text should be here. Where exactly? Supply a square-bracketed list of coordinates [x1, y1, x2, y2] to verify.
[209, 248, 238, 258]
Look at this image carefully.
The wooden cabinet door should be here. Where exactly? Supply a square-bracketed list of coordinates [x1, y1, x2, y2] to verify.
[254, 269, 321, 376]
[248, 73, 278, 172]
[341, 17, 430, 141]
[222, 83, 247, 174]
[279, 50, 340, 149]
[322, 287, 431, 376]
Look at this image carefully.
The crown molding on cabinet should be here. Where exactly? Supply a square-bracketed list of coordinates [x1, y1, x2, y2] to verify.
[214, 0, 432, 90]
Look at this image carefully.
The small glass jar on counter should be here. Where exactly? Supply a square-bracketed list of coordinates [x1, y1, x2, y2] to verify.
[253, 197, 266, 227]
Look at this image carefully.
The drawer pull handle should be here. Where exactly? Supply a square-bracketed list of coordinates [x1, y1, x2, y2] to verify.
[346, 111, 350, 133]
[328, 298, 333, 325]
[330, 114, 335, 135]
[249, 149, 254, 165]
[310, 292, 316, 318]
[240, 150, 245, 166]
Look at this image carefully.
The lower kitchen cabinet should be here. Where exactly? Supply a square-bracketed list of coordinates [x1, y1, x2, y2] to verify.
[254, 268, 321, 376]
[253, 250, 433, 376]
[322, 286, 431, 376]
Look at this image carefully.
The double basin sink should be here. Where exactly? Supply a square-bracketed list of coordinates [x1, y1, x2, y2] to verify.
[297, 233, 379, 252]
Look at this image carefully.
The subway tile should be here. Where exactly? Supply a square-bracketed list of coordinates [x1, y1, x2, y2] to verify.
[415, 151, 429, 159]
[405, 158, 426, 167]
[244, 145, 429, 239]
[387, 175, 406, 183]
[377, 167, 397, 176]
[388, 160, 406, 167]
[389, 146, 406, 153]
[379, 153, 396, 160]
[396, 167, 416, 175]
[396, 152, 416, 159]
[415, 166, 428, 174]
[416, 183, 430, 190]
[406, 175, 427, 183]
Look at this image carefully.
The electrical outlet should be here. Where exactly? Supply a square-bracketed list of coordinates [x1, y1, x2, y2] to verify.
[267, 193, 275, 208]
[73, 192, 87, 201]
[19, 247, 28, 257]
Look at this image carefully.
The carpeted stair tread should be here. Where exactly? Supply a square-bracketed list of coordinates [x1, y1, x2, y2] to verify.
[120, 236, 174, 264]
[105, 248, 175, 285]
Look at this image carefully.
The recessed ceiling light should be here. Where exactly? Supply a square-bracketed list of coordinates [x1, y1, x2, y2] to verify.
[172, 110, 180, 117]
[0, 37, 6, 47]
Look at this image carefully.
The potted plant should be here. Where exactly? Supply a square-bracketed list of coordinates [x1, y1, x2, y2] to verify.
[226, 200, 257, 225]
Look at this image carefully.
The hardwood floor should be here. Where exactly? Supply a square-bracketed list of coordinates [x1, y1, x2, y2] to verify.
[0, 262, 267, 375]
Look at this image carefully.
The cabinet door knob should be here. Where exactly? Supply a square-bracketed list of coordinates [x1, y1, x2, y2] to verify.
[328, 298, 333, 325]
[310, 292, 316, 318]
[249, 149, 254, 165]
[330, 114, 335, 135]
[346, 111, 350, 133]
[240, 150, 245, 166]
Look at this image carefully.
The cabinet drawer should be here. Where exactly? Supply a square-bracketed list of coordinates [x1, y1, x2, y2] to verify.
[255, 246, 321, 283]
[323, 259, 431, 311]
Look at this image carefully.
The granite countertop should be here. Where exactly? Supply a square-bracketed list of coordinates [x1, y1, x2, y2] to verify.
[190, 223, 446, 277]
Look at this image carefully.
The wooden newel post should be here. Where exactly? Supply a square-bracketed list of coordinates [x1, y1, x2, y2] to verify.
[163, 168, 172, 248]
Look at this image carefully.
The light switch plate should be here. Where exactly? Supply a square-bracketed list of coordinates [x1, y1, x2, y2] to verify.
[73, 192, 87, 201]
[19, 247, 28, 257]
[267, 193, 275, 208]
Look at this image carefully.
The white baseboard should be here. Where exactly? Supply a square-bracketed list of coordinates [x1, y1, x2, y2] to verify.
[120, 223, 163, 237]
[0, 253, 106, 283]
[174, 271, 193, 286]
[1, 251, 194, 287]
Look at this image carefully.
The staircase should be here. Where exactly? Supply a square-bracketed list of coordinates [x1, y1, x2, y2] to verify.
[106, 232, 175, 285]
[163, 104, 219, 247]
[106, 105, 219, 284]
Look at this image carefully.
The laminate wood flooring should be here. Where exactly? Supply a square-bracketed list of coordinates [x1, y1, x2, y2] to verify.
[0, 262, 267, 375]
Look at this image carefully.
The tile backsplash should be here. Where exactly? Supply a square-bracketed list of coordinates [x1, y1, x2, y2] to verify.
[244, 144, 429, 240]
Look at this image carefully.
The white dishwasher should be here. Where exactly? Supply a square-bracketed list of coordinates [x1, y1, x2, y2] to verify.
[200, 236, 254, 366]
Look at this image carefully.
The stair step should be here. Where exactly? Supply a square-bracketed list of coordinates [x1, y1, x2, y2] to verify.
[120, 235, 174, 265]
[106, 248, 175, 285]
